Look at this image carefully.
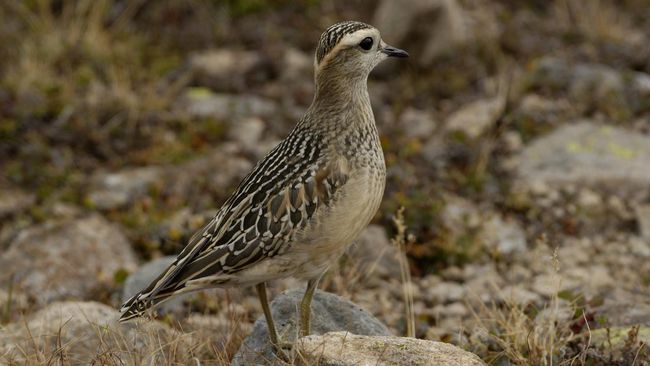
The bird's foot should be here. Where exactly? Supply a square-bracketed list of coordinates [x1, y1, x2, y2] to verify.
[271, 340, 294, 362]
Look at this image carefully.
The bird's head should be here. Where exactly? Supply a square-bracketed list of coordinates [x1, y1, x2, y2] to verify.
[314, 21, 408, 83]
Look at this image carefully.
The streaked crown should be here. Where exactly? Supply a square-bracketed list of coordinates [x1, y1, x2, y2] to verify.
[315, 21, 373, 65]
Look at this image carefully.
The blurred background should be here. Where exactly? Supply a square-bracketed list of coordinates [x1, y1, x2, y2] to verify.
[1, 0, 650, 364]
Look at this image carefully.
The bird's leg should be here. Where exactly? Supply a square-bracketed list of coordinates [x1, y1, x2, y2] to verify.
[299, 274, 322, 337]
[256, 282, 280, 346]
[256, 282, 292, 361]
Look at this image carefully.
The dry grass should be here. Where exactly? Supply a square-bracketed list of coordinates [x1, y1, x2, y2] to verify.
[0, 300, 251, 366]
[466, 240, 648, 365]
[391, 207, 417, 338]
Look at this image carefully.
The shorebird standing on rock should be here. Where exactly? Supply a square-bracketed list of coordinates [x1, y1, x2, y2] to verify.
[120, 20, 408, 350]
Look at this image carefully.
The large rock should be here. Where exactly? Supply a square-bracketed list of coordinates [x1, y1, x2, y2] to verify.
[0, 301, 189, 365]
[517, 122, 650, 192]
[373, 0, 498, 66]
[232, 289, 391, 365]
[87, 144, 252, 210]
[528, 57, 650, 115]
[86, 166, 164, 210]
[0, 216, 137, 307]
[295, 331, 485, 366]
[374, 0, 469, 66]
[179, 87, 277, 122]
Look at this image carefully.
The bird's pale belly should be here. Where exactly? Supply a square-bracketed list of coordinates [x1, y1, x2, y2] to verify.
[223, 168, 385, 286]
[289, 168, 385, 279]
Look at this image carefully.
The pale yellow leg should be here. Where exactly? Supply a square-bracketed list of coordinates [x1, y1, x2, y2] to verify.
[256, 282, 280, 346]
[299, 276, 322, 337]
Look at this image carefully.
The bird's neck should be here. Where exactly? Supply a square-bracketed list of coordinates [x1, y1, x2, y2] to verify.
[313, 73, 370, 106]
[307, 74, 374, 130]
[299, 73, 381, 157]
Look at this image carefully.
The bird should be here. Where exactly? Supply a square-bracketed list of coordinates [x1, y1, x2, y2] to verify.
[119, 20, 408, 349]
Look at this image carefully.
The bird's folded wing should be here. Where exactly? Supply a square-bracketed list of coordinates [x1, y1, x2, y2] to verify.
[120, 153, 349, 314]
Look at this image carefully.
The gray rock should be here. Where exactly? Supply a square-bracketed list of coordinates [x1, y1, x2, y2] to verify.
[0, 215, 137, 307]
[596, 288, 650, 327]
[281, 47, 313, 82]
[528, 58, 650, 114]
[347, 225, 401, 279]
[481, 214, 527, 255]
[189, 49, 261, 91]
[0, 188, 35, 217]
[517, 122, 650, 192]
[400, 107, 437, 139]
[122, 256, 191, 316]
[232, 289, 391, 365]
[373, 0, 478, 66]
[294, 331, 485, 366]
[87, 166, 164, 210]
[87, 145, 251, 210]
[169, 144, 252, 200]
[0, 301, 189, 365]
[445, 98, 504, 139]
[498, 285, 542, 306]
[228, 117, 265, 150]
[426, 282, 466, 304]
[180, 87, 277, 122]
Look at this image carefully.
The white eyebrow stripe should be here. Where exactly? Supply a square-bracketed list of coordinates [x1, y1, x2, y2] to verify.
[316, 28, 380, 71]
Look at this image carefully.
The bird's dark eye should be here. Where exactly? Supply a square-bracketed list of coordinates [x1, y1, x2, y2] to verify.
[359, 37, 373, 51]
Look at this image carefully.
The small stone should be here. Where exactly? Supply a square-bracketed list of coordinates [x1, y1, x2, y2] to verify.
[534, 300, 573, 326]
[629, 236, 650, 257]
[445, 98, 504, 139]
[190, 49, 261, 91]
[228, 117, 265, 150]
[427, 281, 466, 304]
[0, 188, 34, 217]
[441, 195, 481, 233]
[400, 107, 437, 139]
[499, 285, 542, 306]
[281, 48, 313, 81]
[432, 302, 468, 318]
[295, 331, 485, 366]
[502, 131, 523, 152]
[577, 189, 602, 209]
[482, 214, 527, 255]
[531, 274, 562, 298]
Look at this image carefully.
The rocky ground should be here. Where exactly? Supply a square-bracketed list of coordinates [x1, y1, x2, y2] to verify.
[1, 0, 650, 365]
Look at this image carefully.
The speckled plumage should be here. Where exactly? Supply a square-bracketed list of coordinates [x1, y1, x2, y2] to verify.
[120, 21, 407, 329]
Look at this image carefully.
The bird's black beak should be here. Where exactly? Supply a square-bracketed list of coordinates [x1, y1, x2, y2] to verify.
[381, 45, 409, 58]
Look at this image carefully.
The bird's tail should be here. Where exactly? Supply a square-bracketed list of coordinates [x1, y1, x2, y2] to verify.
[119, 291, 165, 322]
[118, 279, 187, 322]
